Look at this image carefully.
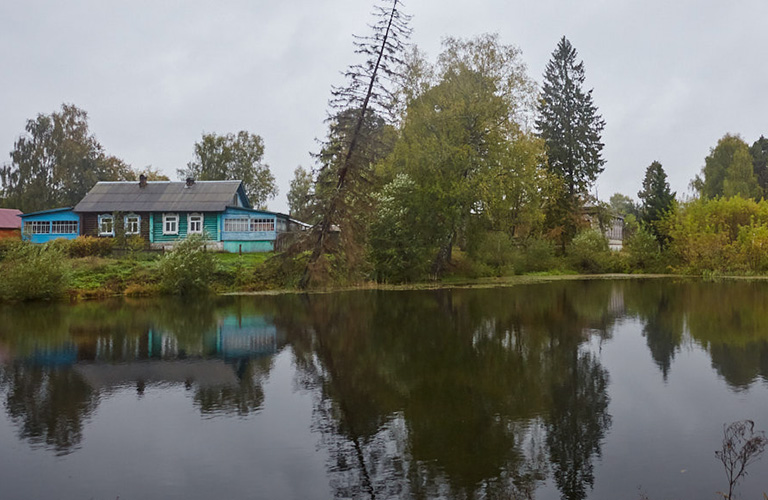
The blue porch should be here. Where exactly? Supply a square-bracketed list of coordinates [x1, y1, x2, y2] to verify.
[19, 207, 80, 244]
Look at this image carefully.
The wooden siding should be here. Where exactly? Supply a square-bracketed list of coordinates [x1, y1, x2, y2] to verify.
[0, 229, 20, 240]
[80, 212, 151, 240]
[151, 212, 219, 242]
[21, 209, 80, 244]
[221, 207, 277, 242]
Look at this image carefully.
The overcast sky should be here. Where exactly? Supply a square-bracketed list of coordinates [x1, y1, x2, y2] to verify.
[2, 0, 767, 212]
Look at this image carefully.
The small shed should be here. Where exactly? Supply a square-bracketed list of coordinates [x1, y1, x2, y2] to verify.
[19, 207, 79, 244]
[0, 208, 22, 239]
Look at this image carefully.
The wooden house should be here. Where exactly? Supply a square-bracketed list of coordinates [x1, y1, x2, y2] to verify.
[0, 208, 23, 239]
[19, 207, 80, 243]
[583, 205, 624, 251]
[72, 176, 300, 252]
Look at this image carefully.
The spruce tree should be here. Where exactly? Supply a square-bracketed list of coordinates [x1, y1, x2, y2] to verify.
[536, 37, 605, 247]
[638, 161, 675, 244]
[537, 37, 605, 197]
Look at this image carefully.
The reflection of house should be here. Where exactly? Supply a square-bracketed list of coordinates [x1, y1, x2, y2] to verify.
[0, 208, 22, 239]
[217, 315, 278, 359]
[19, 177, 307, 252]
[74, 360, 240, 390]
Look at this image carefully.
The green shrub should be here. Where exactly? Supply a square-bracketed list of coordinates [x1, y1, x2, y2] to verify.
[605, 250, 631, 273]
[626, 226, 663, 272]
[369, 175, 436, 282]
[158, 235, 216, 295]
[46, 237, 74, 255]
[523, 238, 557, 272]
[568, 228, 610, 273]
[0, 238, 23, 261]
[467, 231, 518, 276]
[69, 236, 114, 258]
[0, 242, 71, 301]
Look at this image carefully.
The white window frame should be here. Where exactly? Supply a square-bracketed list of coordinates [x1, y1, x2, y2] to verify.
[223, 217, 250, 233]
[51, 221, 78, 234]
[124, 214, 141, 235]
[98, 214, 114, 236]
[250, 218, 275, 232]
[163, 213, 179, 235]
[187, 213, 203, 234]
[27, 221, 51, 234]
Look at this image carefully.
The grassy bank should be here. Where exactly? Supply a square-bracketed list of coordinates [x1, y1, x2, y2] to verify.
[6, 233, 768, 303]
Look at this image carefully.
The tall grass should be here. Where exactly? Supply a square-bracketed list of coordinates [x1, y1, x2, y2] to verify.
[0, 241, 71, 301]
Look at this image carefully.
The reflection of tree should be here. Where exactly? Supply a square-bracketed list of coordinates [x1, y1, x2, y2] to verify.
[193, 356, 272, 416]
[0, 364, 98, 455]
[283, 283, 620, 499]
[673, 282, 768, 389]
[546, 351, 611, 500]
[624, 281, 684, 380]
[708, 343, 766, 389]
[147, 297, 219, 356]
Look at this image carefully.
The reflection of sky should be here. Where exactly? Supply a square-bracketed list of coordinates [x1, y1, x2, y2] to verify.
[3, 286, 768, 499]
[0, 351, 331, 500]
[583, 319, 768, 500]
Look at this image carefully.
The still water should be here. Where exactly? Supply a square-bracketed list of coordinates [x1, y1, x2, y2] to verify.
[1, 279, 767, 500]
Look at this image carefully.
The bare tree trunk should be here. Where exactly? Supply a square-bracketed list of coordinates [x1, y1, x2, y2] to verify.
[299, 1, 403, 289]
[431, 232, 454, 277]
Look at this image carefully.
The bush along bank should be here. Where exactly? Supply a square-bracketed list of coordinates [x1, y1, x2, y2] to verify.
[0, 229, 658, 302]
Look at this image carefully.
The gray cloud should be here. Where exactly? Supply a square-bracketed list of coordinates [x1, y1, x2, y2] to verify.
[2, 0, 767, 211]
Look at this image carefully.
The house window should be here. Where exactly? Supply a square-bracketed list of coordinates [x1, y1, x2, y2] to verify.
[124, 214, 141, 235]
[51, 221, 78, 234]
[224, 217, 249, 232]
[188, 213, 203, 234]
[98, 214, 114, 236]
[250, 218, 275, 232]
[27, 221, 50, 234]
[163, 213, 179, 235]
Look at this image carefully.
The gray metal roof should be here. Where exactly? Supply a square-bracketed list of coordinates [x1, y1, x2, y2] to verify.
[74, 181, 247, 213]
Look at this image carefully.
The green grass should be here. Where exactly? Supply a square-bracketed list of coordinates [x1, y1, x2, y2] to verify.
[213, 252, 273, 265]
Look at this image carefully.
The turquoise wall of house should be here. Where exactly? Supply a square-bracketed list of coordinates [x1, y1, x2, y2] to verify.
[220, 207, 278, 242]
[222, 241, 274, 253]
[150, 212, 219, 243]
[21, 209, 79, 244]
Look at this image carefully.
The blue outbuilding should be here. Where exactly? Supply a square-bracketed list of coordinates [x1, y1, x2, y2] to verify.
[19, 207, 80, 244]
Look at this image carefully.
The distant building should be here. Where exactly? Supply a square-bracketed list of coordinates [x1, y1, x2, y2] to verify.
[0, 208, 23, 239]
[583, 205, 624, 251]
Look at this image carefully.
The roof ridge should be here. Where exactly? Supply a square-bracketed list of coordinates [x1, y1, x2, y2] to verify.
[96, 180, 242, 184]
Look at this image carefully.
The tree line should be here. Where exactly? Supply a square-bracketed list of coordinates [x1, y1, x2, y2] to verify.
[284, 0, 768, 284]
[5, 0, 766, 284]
[0, 105, 278, 213]
[283, 0, 613, 286]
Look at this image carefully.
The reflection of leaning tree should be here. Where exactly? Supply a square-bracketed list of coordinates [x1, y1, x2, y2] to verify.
[0, 364, 99, 455]
[285, 283, 621, 499]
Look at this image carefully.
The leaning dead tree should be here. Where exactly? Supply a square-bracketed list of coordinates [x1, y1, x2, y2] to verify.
[299, 0, 411, 289]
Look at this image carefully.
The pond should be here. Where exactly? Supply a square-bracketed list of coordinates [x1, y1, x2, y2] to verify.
[1, 279, 767, 500]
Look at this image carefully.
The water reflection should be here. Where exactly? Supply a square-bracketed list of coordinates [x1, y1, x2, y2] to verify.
[284, 284, 620, 499]
[0, 298, 284, 455]
[1, 280, 768, 498]
[623, 280, 768, 388]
